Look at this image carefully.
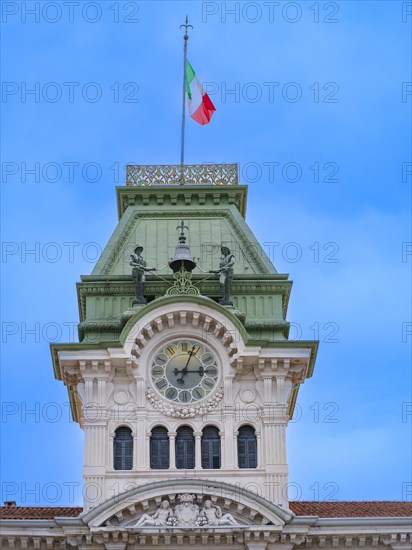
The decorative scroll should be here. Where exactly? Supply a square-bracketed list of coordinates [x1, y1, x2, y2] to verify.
[126, 164, 238, 186]
[165, 266, 200, 296]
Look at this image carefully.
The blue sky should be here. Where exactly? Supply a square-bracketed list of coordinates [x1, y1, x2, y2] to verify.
[1, 1, 411, 505]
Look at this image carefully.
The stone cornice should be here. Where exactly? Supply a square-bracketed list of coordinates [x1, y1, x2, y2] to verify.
[1, 516, 411, 549]
[116, 184, 248, 219]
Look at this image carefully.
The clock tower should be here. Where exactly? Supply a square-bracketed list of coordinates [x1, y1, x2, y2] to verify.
[51, 163, 318, 534]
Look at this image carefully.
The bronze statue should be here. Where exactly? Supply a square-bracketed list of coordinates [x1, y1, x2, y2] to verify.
[130, 245, 156, 305]
[209, 246, 235, 305]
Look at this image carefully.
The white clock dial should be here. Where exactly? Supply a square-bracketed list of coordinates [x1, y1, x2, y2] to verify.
[150, 339, 219, 403]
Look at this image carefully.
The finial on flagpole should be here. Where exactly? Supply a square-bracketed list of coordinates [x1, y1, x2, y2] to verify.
[180, 15, 193, 40]
[179, 15, 193, 184]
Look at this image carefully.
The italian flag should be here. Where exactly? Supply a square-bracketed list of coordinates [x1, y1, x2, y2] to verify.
[185, 60, 216, 125]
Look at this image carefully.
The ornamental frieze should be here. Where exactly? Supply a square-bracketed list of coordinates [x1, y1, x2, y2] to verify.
[126, 163, 239, 187]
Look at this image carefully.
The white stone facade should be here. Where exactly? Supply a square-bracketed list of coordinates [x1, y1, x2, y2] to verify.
[57, 300, 313, 512]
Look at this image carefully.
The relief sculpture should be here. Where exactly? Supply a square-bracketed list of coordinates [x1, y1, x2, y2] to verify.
[133, 494, 240, 528]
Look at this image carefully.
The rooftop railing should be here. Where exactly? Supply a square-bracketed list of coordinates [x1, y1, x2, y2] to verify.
[126, 163, 238, 186]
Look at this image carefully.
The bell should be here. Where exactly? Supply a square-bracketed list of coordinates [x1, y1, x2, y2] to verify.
[169, 244, 197, 273]
[169, 220, 197, 273]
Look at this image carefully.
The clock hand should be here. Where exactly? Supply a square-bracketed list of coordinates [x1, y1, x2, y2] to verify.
[174, 366, 204, 375]
[176, 369, 204, 385]
[184, 368, 204, 375]
[176, 346, 199, 383]
[174, 354, 193, 378]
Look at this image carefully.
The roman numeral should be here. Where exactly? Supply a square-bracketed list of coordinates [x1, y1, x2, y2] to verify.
[166, 388, 177, 400]
[180, 391, 190, 403]
[155, 379, 168, 390]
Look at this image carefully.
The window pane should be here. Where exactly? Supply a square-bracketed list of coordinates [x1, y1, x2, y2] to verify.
[150, 427, 169, 469]
[238, 426, 257, 469]
[114, 427, 133, 470]
[201, 426, 221, 469]
[176, 426, 195, 469]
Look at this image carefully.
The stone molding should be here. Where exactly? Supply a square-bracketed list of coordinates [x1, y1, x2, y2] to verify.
[2, 506, 411, 550]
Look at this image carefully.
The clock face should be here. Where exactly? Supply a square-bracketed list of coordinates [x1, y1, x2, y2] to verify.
[150, 339, 219, 403]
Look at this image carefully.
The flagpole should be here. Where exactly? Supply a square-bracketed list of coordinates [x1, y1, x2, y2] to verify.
[180, 15, 192, 185]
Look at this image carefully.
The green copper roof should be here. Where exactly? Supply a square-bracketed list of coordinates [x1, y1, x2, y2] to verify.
[92, 185, 277, 276]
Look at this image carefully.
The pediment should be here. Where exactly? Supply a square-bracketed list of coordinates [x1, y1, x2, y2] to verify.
[84, 479, 293, 531]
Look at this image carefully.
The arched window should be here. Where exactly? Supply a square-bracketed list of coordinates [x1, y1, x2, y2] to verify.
[237, 426, 257, 469]
[113, 426, 133, 470]
[150, 426, 169, 469]
[176, 426, 195, 469]
[201, 426, 221, 469]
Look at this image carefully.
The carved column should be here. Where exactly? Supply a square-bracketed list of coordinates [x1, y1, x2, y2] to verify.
[135, 374, 145, 405]
[145, 432, 150, 470]
[134, 417, 145, 468]
[274, 424, 287, 464]
[219, 430, 225, 469]
[168, 432, 176, 469]
[262, 422, 274, 466]
[256, 430, 262, 468]
[194, 431, 202, 469]
[223, 408, 235, 469]
[84, 422, 106, 467]
[108, 431, 114, 468]
[234, 429, 239, 468]
[262, 375, 273, 403]
[97, 378, 106, 406]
